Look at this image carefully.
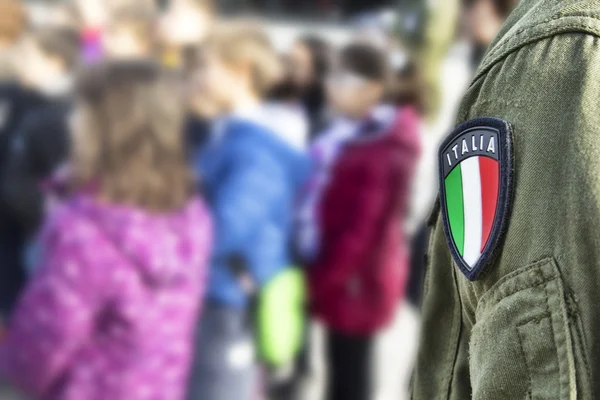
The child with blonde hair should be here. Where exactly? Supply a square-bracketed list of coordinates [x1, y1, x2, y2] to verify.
[0, 61, 212, 400]
[186, 22, 309, 400]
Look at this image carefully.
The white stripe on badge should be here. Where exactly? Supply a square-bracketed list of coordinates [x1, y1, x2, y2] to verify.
[461, 156, 483, 268]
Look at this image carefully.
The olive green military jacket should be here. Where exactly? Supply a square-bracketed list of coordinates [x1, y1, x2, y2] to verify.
[413, 1, 600, 399]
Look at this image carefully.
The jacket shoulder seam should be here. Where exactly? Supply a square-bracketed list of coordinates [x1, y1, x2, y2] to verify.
[472, 15, 600, 85]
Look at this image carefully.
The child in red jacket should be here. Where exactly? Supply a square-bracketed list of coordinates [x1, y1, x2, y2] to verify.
[297, 43, 421, 400]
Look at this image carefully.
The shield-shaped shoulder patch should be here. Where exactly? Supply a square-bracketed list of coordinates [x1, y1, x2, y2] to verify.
[438, 117, 514, 281]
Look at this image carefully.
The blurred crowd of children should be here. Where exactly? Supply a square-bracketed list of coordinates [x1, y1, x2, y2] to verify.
[0, 1, 427, 399]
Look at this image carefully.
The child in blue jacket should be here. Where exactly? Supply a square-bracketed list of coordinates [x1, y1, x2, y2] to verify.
[186, 22, 309, 400]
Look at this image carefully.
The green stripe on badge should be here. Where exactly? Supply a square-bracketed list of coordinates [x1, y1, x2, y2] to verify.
[445, 165, 465, 255]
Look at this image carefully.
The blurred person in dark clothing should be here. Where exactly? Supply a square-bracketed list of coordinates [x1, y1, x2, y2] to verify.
[388, 59, 427, 116]
[388, 57, 428, 307]
[341, 0, 390, 17]
[3, 28, 78, 235]
[264, 56, 310, 150]
[288, 36, 332, 140]
[0, 27, 79, 317]
[465, 0, 518, 67]
[296, 43, 421, 400]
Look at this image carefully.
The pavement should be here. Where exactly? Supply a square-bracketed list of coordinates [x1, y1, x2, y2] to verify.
[300, 302, 420, 400]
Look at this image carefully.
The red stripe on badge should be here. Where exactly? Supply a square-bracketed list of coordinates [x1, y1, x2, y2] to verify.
[479, 156, 499, 252]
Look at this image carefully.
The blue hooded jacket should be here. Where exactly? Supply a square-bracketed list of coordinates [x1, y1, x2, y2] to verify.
[195, 118, 309, 308]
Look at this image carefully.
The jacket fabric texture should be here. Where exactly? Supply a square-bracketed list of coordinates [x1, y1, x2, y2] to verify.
[306, 106, 421, 334]
[413, 1, 600, 399]
[0, 194, 211, 400]
[196, 118, 309, 307]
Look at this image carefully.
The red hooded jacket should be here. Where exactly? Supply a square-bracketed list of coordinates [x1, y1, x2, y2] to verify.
[308, 107, 421, 335]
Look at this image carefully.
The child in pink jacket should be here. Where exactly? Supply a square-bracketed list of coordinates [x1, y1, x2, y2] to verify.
[0, 61, 211, 400]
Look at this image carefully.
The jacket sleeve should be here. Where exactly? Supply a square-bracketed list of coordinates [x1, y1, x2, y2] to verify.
[310, 162, 389, 300]
[0, 218, 104, 397]
[210, 140, 286, 285]
[414, 28, 600, 400]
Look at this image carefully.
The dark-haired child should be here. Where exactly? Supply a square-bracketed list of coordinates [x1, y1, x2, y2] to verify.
[297, 43, 422, 400]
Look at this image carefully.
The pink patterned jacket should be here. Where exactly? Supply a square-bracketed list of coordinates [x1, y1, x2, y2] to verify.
[0, 194, 212, 400]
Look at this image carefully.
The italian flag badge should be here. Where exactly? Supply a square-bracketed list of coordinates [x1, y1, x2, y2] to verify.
[439, 117, 514, 280]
